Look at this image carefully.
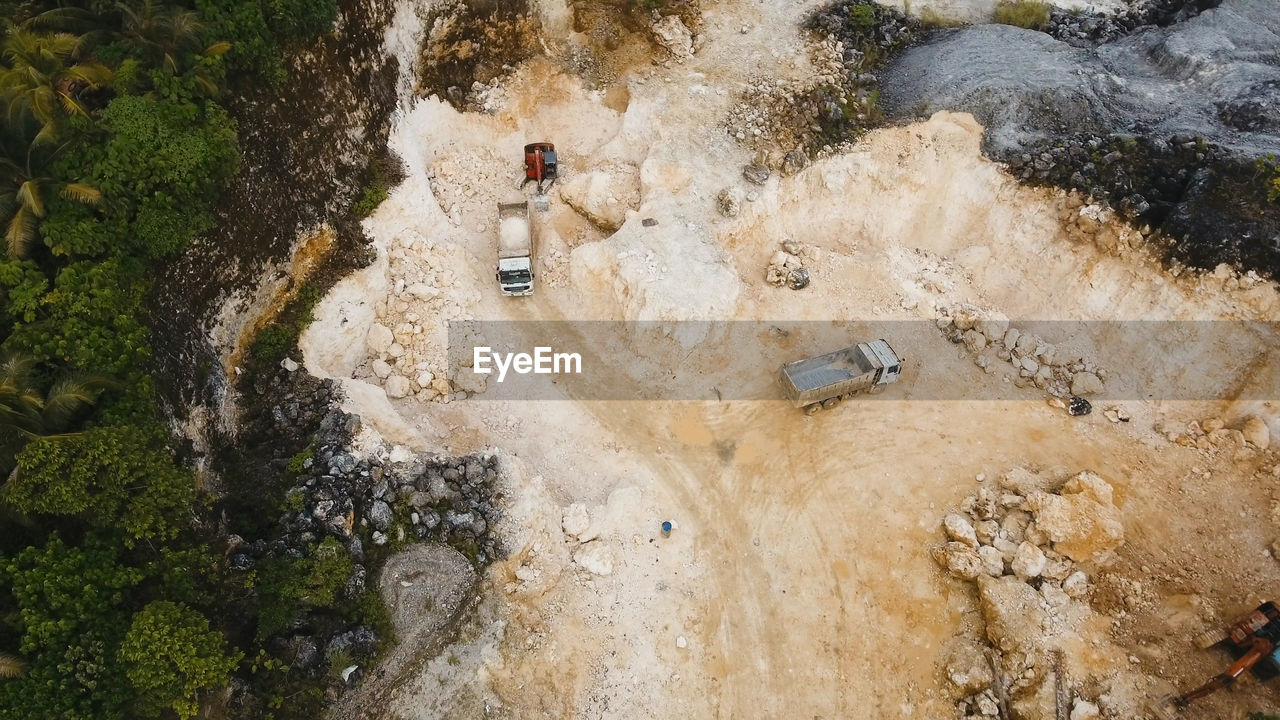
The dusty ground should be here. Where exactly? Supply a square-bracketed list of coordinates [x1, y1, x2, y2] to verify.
[300, 0, 1280, 717]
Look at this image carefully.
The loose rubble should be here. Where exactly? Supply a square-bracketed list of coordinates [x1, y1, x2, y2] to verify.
[934, 468, 1125, 720]
[936, 305, 1106, 403]
[723, 0, 922, 156]
[1047, 0, 1221, 46]
[765, 240, 813, 290]
[1158, 413, 1274, 452]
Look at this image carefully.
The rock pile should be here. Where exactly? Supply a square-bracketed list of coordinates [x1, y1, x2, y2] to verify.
[1001, 132, 1218, 230]
[650, 14, 696, 60]
[416, 0, 540, 109]
[1047, 0, 1221, 46]
[936, 306, 1106, 400]
[724, 0, 922, 155]
[354, 234, 481, 404]
[233, 405, 505, 569]
[221, 368, 506, 694]
[934, 468, 1124, 720]
[765, 240, 811, 290]
[1056, 194, 1148, 257]
[1158, 413, 1273, 451]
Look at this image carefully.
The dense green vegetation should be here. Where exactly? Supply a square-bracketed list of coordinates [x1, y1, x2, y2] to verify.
[0, 0, 342, 716]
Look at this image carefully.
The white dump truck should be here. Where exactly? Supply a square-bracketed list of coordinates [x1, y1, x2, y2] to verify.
[780, 339, 902, 412]
[496, 201, 534, 296]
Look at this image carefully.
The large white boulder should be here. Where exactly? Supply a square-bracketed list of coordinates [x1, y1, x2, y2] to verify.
[559, 164, 640, 232]
[571, 195, 739, 341]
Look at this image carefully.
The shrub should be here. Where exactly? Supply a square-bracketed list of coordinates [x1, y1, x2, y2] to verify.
[920, 7, 964, 27]
[847, 4, 876, 30]
[6, 258, 150, 377]
[118, 601, 241, 719]
[992, 0, 1049, 29]
[249, 283, 322, 367]
[254, 537, 354, 639]
[9, 425, 196, 546]
[0, 260, 47, 329]
[0, 538, 142, 720]
[1257, 155, 1280, 203]
[350, 179, 388, 219]
[42, 95, 239, 260]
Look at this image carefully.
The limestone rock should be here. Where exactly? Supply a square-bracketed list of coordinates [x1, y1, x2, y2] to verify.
[651, 15, 694, 59]
[977, 575, 1049, 657]
[1025, 472, 1124, 563]
[1011, 541, 1046, 579]
[1009, 678, 1057, 720]
[944, 641, 994, 695]
[367, 323, 394, 354]
[976, 317, 1009, 342]
[781, 149, 808, 176]
[716, 187, 741, 217]
[978, 545, 1005, 576]
[1000, 467, 1050, 495]
[1070, 700, 1101, 720]
[974, 519, 999, 544]
[944, 513, 980, 548]
[1041, 583, 1070, 609]
[934, 542, 984, 580]
[561, 503, 593, 541]
[742, 164, 771, 185]
[558, 164, 640, 232]
[1070, 371, 1104, 396]
[371, 359, 393, 379]
[573, 541, 614, 576]
[385, 374, 411, 399]
[1242, 416, 1271, 449]
[1062, 570, 1089, 598]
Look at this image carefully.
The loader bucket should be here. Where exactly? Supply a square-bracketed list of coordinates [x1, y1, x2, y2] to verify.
[1145, 694, 1181, 720]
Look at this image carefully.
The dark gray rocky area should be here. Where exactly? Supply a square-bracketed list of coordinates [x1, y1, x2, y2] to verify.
[880, 0, 1280, 276]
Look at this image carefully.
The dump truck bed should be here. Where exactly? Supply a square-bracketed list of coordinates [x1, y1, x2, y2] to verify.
[780, 340, 901, 407]
[498, 202, 531, 259]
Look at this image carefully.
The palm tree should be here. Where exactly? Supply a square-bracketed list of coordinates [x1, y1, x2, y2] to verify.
[119, 0, 205, 73]
[0, 138, 101, 259]
[0, 353, 109, 455]
[117, 0, 230, 97]
[0, 651, 24, 679]
[32, 1, 231, 97]
[0, 26, 112, 144]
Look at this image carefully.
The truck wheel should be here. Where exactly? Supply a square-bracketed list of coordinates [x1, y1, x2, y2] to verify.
[821, 397, 840, 410]
[804, 403, 821, 415]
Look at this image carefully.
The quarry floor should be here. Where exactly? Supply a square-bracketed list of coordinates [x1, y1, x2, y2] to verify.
[299, 0, 1280, 717]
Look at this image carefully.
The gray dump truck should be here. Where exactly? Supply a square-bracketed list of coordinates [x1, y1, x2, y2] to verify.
[496, 201, 534, 296]
[780, 339, 902, 412]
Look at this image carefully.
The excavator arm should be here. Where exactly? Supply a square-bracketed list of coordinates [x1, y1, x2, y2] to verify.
[1174, 637, 1276, 707]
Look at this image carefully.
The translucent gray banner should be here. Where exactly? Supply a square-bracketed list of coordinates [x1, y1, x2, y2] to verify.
[444, 321, 1280, 402]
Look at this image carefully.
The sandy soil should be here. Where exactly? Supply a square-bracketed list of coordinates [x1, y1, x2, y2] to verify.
[301, 0, 1280, 717]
